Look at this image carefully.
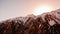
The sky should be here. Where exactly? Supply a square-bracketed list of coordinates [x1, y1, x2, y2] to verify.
[0, 0, 60, 21]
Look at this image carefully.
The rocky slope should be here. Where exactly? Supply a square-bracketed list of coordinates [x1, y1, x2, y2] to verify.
[0, 9, 60, 34]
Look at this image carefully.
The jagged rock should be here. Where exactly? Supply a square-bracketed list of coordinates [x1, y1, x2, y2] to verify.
[0, 9, 60, 34]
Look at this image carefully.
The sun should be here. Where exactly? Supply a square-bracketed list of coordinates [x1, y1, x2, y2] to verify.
[32, 5, 53, 15]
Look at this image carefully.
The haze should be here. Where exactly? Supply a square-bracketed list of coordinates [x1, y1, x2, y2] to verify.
[0, 0, 60, 21]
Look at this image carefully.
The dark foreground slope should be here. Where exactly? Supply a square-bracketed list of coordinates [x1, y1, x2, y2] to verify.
[0, 9, 60, 34]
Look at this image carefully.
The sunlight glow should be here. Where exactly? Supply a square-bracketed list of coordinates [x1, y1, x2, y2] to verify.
[33, 5, 53, 15]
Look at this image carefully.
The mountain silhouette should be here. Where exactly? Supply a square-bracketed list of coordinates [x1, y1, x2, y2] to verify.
[0, 9, 60, 34]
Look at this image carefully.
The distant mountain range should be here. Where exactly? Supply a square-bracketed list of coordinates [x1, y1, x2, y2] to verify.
[0, 9, 60, 34]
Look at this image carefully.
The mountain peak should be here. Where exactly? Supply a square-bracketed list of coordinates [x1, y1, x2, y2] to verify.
[0, 9, 60, 34]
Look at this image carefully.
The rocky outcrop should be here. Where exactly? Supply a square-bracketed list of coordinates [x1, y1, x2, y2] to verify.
[0, 9, 60, 34]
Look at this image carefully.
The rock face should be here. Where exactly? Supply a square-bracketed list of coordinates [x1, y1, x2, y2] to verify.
[0, 9, 60, 34]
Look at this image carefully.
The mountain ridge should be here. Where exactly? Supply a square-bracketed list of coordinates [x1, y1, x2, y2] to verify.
[0, 9, 60, 34]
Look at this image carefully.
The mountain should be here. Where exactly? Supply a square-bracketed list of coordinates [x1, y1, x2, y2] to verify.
[0, 9, 60, 34]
